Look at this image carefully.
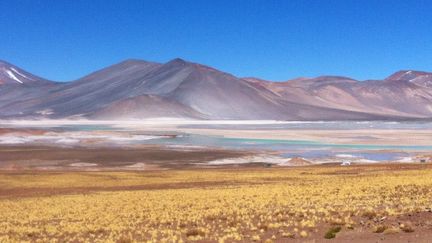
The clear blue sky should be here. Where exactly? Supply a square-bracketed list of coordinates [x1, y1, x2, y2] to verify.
[1, 0, 431, 81]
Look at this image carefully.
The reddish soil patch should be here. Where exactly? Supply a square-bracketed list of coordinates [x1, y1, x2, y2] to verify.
[0, 145, 249, 170]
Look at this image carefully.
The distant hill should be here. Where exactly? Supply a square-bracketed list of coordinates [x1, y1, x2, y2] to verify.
[1, 58, 431, 120]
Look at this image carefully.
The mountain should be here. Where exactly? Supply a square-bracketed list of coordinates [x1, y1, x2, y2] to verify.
[89, 95, 207, 119]
[0, 60, 53, 86]
[386, 70, 432, 88]
[0, 58, 431, 120]
[245, 71, 432, 118]
[0, 61, 60, 117]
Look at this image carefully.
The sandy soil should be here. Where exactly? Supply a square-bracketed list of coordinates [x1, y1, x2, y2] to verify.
[0, 145, 249, 170]
[1, 121, 431, 242]
[1, 164, 432, 242]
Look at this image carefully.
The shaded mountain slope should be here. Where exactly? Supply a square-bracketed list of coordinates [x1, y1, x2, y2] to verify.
[0, 61, 60, 117]
[0, 58, 431, 120]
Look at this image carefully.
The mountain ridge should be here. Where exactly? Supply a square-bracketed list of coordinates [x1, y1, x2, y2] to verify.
[0, 58, 431, 120]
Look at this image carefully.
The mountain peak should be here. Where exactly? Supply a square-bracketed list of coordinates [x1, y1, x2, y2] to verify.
[171, 57, 187, 63]
[0, 64, 25, 84]
[166, 58, 189, 66]
[1, 57, 432, 120]
[104, 59, 161, 70]
[0, 62, 51, 85]
[386, 70, 432, 81]
[164, 58, 224, 75]
[314, 75, 356, 81]
[117, 59, 157, 65]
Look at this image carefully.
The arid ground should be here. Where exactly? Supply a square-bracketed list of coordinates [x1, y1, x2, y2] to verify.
[1, 121, 431, 242]
[1, 164, 432, 242]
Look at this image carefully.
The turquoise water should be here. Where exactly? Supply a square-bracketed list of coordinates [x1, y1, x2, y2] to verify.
[58, 125, 119, 131]
[2, 121, 430, 161]
[221, 137, 432, 150]
[181, 121, 432, 130]
[142, 134, 432, 151]
[281, 151, 409, 161]
[137, 134, 431, 161]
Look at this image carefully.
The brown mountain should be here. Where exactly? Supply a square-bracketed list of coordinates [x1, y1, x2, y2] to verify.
[0, 59, 431, 120]
[244, 71, 432, 118]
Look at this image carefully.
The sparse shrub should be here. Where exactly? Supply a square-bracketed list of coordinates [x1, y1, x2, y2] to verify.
[251, 235, 260, 241]
[259, 224, 268, 231]
[26, 232, 37, 238]
[383, 227, 400, 234]
[186, 228, 205, 237]
[300, 230, 308, 238]
[346, 224, 354, 230]
[324, 226, 341, 239]
[362, 210, 377, 220]
[400, 222, 415, 233]
[281, 232, 295, 238]
[373, 225, 387, 233]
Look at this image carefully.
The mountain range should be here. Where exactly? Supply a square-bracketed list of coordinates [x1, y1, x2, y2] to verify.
[1, 58, 432, 120]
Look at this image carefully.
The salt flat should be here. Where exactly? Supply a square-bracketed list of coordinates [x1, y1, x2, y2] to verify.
[0, 120, 431, 170]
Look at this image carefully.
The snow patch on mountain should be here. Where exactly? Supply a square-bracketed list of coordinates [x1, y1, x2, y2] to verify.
[5, 69, 23, 84]
[11, 67, 35, 81]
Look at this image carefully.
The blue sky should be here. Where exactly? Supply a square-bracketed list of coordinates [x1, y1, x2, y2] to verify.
[1, 0, 431, 81]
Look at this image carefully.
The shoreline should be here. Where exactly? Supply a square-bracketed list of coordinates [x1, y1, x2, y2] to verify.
[0, 121, 431, 170]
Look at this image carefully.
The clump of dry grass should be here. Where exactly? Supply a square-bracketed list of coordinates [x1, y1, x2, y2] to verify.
[324, 226, 341, 239]
[186, 228, 205, 237]
[400, 222, 415, 233]
[362, 210, 377, 220]
[281, 232, 295, 238]
[299, 230, 308, 238]
[383, 227, 400, 234]
[373, 225, 388, 233]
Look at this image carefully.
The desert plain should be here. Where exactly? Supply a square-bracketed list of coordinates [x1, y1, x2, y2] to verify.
[0, 120, 431, 242]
